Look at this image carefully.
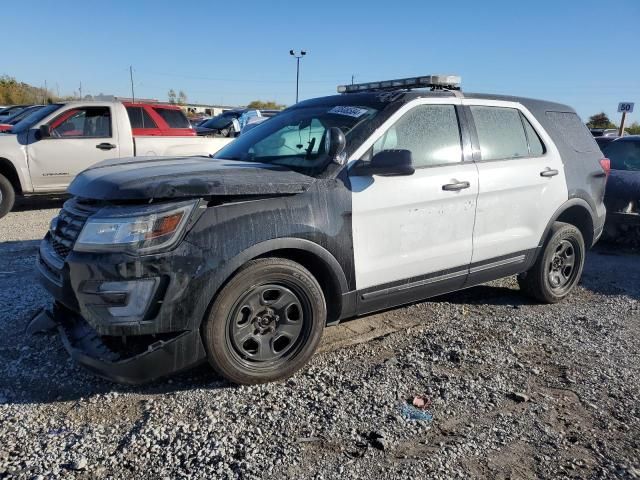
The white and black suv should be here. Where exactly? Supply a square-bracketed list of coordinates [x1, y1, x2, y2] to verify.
[33, 75, 608, 385]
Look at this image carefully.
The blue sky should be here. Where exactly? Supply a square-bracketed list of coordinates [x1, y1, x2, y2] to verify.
[2, 0, 639, 123]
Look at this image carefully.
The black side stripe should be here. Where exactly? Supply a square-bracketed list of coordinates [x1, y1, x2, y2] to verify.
[360, 251, 531, 301]
[361, 268, 467, 300]
[469, 254, 526, 274]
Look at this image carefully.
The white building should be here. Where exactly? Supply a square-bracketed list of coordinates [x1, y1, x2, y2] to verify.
[182, 103, 239, 117]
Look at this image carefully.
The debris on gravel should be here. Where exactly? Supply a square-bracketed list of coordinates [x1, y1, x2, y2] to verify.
[1, 205, 639, 479]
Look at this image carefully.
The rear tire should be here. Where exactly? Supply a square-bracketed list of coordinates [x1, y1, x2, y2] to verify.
[0, 174, 16, 219]
[518, 222, 585, 303]
[202, 258, 326, 385]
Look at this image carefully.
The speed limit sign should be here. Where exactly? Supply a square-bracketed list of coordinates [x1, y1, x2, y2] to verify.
[618, 102, 634, 113]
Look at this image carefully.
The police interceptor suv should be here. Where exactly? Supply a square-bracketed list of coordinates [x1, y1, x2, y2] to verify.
[34, 75, 608, 385]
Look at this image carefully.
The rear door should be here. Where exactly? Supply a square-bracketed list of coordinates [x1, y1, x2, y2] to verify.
[463, 100, 568, 278]
[349, 99, 479, 312]
[28, 105, 120, 191]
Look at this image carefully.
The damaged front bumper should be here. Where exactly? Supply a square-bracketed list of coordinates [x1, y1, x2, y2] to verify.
[30, 304, 206, 385]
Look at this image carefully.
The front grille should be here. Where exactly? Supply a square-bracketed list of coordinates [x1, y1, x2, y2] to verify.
[49, 198, 101, 259]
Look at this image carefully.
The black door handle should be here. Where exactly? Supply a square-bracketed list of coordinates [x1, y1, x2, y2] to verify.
[540, 168, 559, 177]
[96, 143, 116, 151]
[442, 181, 470, 191]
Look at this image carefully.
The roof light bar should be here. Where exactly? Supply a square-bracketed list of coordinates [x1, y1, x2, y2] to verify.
[337, 74, 461, 94]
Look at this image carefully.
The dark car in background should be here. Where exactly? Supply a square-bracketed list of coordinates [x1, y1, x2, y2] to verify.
[196, 109, 281, 138]
[590, 128, 619, 137]
[0, 105, 44, 132]
[595, 135, 619, 149]
[600, 136, 640, 243]
[0, 105, 31, 122]
[196, 109, 245, 137]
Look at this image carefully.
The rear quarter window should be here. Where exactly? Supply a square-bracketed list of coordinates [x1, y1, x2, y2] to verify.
[153, 108, 190, 129]
[126, 106, 158, 129]
[545, 111, 599, 153]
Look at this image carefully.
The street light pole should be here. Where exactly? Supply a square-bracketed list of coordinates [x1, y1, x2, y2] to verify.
[289, 49, 306, 103]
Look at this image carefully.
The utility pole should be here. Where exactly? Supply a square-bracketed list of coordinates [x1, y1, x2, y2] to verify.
[130, 65, 135, 103]
[289, 50, 307, 104]
[79, 81, 82, 100]
[351, 75, 355, 85]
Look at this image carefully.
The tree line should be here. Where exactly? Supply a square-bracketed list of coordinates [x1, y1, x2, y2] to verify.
[587, 112, 640, 135]
[0, 75, 55, 105]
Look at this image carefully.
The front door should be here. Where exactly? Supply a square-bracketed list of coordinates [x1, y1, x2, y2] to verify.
[28, 106, 119, 191]
[349, 102, 478, 312]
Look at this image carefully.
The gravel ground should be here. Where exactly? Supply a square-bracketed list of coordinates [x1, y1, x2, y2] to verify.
[1, 200, 639, 479]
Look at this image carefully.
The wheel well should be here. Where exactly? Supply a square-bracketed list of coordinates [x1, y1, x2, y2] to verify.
[556, 205, 594, 247]
[256, 248, 343, 324]
[0, 158, 22, 195]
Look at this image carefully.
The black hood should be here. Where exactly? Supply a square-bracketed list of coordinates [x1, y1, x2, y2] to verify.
[68, 156, 315, 201]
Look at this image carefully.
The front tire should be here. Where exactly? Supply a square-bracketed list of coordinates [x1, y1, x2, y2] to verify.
[202, 258, 326, 385]
[518, 222, 585, 303]
[0, 174, 16, 219]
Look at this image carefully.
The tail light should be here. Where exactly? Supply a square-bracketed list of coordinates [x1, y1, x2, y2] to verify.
[599, 157, 611, 177]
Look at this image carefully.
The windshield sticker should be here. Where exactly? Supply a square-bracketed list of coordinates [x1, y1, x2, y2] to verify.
[328, 106, 369, 118]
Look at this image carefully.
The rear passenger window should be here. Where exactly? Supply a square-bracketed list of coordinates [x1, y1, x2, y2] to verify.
[521, 113, 545, 156]
[153, 108, 190, 129]
[545, 111, 599, 153]
[372, 104, 462, 168]
[470, 106, 528, 160]
[126, 107, 158, 129]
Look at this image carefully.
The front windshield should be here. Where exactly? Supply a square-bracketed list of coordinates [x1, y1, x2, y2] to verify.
[201, 112, 240, 130]
[11, 104, 64, 133]
[213, 105, 379, 174]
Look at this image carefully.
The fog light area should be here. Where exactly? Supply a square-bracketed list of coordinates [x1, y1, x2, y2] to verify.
[99, 279, 158, 317]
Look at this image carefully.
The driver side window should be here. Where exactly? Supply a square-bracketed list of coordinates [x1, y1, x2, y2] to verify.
[372, 104, 462, 168]
[49, 107, 112, 138]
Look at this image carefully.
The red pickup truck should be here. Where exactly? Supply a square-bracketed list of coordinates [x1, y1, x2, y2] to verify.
[123, 102, 195, 137]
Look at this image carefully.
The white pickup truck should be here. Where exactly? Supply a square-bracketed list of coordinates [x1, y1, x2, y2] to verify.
[0, 101, 232, 217]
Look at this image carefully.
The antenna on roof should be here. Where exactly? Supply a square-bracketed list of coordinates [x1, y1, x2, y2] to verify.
[337, 74, 461, 94]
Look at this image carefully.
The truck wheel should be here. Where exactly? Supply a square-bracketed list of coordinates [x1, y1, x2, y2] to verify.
[518, 222, 585, 303]
[202, 258, 326, 384]
[0, 174, 16, 219]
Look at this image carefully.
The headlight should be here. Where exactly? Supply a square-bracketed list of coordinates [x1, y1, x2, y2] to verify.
[74, 200, 197, 253]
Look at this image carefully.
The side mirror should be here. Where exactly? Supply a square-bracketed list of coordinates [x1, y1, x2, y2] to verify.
[325, 127, 346, 164]
[353, 149, 415, 176]
[38, 124, 51, 139]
